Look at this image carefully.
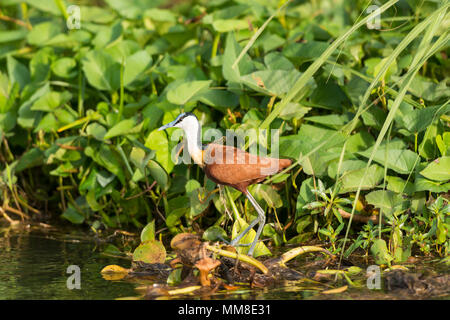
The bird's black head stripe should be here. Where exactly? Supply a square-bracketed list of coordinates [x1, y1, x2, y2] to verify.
[174, 112, 196, 125]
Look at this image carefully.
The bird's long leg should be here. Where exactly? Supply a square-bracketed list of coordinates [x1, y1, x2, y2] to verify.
[229, 191, 266, 256]
[245, 191, 266, 256]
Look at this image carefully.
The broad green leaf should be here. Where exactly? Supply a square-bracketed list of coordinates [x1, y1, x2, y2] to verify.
[365, 190, 406, 213]
[358, 147, 418, 174]
[222, 32, 254, 83]
[104, 118, 137, 140]
[251, 184, 282, 209]
[420, 157, 450, 182]
[52, 57, 77, 79]
[61, 206, 85, 224]
[340, 165, 384, 193]
[30, 91, 72, 112]
[7, 55, 30, 89]
[240, 69, 302, 97]
[123, 50, 152, 86]
[370, 239, 393, 265]
[167, 80, 212, 105]
[212, 19, 248, 32]
[202, 226, 227, 241]
[26, 21, 61, 46]
[132, 240, 166, 264]
[82, 50, 120, 91]
[145, 130, 174, 173]
[140, 220, 155, 242]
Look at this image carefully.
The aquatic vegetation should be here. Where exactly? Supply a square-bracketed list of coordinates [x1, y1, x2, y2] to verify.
[0, 0, 449, 268]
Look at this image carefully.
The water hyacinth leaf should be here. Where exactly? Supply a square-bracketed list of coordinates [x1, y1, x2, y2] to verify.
[370, 239, 393, 265]
[140, 220, 155, 242]
[86, 123, 107, 140]
[212, 19, 248, 32]
[295, 178, 316, 218]
[167, 80, 212, 105]
[202, 226, 227, 241]
[7, 55, 30, 90]
[61, 206, 85, 224]
[132, 240, 166, 264]
[92, 22, 122, 48]
[328, 160, 367, 179]
[52, 57, 77, 78]
[105, 0, 162, 19]
[222, 32, 254, 84]
[420, 157, 450, 182]
[166, 208, 188, 228]
[231, 218, 271, 258]
[104, 118, 137, 140]
[14, 148, 44, 173]
[26, 21, 62, 46]
[339, 165, 384, 193]
[82, 50, 120, 91]
[278, 102, 311, 120]
[358, 147, 418, 175]
[0, 29, 27, 43]
[251, 184, 282, 209]
[197, 89, 239, 112]
[386, 176, 415, 195]
[31, 91, 72, 112]
[123, 50, 152, 86]
[147, 160, 168, 190]
[436, 133, 450, 156]
[365, 190, 406, 213]
[145, 129, 174, 174]
[240, 69, 302, 97]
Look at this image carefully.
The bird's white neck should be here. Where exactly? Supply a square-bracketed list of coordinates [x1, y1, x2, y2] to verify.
[180, 117, 203, 166]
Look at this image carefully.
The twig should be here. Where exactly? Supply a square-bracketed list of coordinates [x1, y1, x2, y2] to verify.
[338, 208, 381, 224]
[0, 10, 32, 30]
[280, 246, 335, 266]
[206, 245, 269, 274]
[4, 205, 30, 219]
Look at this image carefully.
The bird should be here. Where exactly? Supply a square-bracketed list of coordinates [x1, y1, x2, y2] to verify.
[158, 112, 292, 256]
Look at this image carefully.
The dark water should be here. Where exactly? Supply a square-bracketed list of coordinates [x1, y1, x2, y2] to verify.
[0, 223, 448, 300]
[0, 224, 136, 299]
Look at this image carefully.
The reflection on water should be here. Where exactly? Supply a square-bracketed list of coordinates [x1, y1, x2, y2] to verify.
[0, 224, 136, 300]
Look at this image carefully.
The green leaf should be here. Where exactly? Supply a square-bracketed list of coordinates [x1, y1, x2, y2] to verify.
[202, 226, 227, 241]
[240, 69, 302, 97]
[7, 55, 30, 90]
[365, 190, 406, 213]
[250, 184, 282, 209]
[358, 147, 418, 174]
[82, 50, 120, 91]
[132, 240, 166, 264]
[140, 220, 155, 242]
[420, 157, 450, 182]
[123, 50, 152, 86]
[104, 118, 137, 140]
[212, 19, 248, 32]
[30, 91, 72, 112]
[340, 165, 384, 193]
[145, 129, 174, 174]
[222, 32, 254, 83]
[147, 159, 169, 190]
[52, 57, 77, 78]
[26, 21, 61, 46]
[370, 239, 393, 265]
[167, 80, 212, 105]
[61, 206, 85, 224]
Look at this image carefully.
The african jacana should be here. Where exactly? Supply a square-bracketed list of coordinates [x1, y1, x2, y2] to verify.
[158, 112, 292, 256]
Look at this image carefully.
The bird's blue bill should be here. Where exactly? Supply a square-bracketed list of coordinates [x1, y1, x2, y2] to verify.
[158, 119, 177, 131]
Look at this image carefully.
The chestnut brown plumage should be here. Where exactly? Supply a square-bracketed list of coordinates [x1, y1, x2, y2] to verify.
[158, 112, 292, 256]
[203, 143, 292, 193]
